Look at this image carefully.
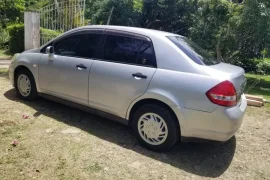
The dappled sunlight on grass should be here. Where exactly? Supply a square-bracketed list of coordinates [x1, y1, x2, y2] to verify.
[245, 74, 270, 106]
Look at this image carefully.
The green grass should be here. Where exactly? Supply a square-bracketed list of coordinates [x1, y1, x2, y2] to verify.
[0, 68, 8, 78]
[0, 49, 12, 60]
[245, 74, 270, 102]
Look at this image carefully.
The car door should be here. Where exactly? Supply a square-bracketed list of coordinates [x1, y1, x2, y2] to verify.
[88, 30, 157, 118]
[39, 30, 104, 106]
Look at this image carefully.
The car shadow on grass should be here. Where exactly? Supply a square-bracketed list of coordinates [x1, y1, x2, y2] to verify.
[4, 88, 236, 178]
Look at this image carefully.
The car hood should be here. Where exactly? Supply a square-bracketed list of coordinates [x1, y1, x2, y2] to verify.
[23, 48, 41, 53]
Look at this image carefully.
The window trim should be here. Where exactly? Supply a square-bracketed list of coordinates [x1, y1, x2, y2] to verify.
[97, 30, 157, 68]
[167, 36, 221, 66]
[40, 28, 158, 68]
[40, 29, 105, 59]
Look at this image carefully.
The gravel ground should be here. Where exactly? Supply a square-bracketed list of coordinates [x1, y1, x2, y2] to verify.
[0, 70, 270, 180]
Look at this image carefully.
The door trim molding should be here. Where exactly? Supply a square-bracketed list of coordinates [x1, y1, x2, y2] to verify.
[38, 93, 129, 126]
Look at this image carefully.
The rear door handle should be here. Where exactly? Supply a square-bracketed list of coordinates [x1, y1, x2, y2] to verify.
[76, 64, 87, 70]
[132, 73, 147, 79]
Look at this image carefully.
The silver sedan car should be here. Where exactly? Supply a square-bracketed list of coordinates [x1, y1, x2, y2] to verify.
[9, 25, 247, 151]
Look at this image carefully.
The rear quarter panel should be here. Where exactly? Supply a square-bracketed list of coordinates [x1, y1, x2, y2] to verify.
[126, 69, 221, 137]
[146, 69, 220, 112]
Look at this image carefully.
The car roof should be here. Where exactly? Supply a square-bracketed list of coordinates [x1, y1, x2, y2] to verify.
[75, 25, 180, 38]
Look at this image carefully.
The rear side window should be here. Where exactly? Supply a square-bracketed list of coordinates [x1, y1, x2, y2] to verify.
[102, 34, 156, 67]
[167, 36, 220, 65]
[53, 33, 103, 59]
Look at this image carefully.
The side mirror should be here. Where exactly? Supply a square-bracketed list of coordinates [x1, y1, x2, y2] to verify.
[46, 46, 55, 61]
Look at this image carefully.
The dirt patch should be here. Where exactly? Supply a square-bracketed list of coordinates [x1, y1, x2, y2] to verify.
[0, 75, 269, 180]
[0, 61, 10, 69]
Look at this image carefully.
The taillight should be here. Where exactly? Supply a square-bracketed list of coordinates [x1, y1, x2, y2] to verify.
[206, 80, 237, 107]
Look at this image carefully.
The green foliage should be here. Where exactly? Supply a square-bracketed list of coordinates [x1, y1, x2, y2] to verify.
[0, 28, 10, 49]
[190, 0, 242, 61]
[40, 28, 61, 45]
[236, 0, 270, 61]
[189, 0, 270, 72]
[245, 73, 270, 101]
[40, 28, 61, 42]
[7, 24, 61, 54]
[86, 0, 199, 34]
[0, 0, 25, 28]
[140, 0, 198, 36]
[26, 0, 50, 11]
[1, 0, 270, 74]
[133, 0, 143, 12]
[87, 0, 135, 26]
[0, 0, 47, 27]
[241, 58, 270, 75]
[255, 59, 270, 75]
[7, 24, 24, 54]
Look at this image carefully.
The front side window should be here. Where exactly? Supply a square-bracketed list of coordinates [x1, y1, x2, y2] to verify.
[167, 36, 220, 65]
[103, 34, 156, 67]
[53, 33, 103, 59]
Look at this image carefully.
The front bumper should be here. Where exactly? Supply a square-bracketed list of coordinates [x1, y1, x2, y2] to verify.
[174, 94, 247, 141]
[8, 54, 18, 87]
[8, 63, 15, 86]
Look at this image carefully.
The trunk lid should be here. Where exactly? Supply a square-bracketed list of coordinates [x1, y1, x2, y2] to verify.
[202, 63, 247, 101]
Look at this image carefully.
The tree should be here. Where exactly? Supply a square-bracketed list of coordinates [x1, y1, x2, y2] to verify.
[140, 0, 198, 36]
[0, 0, 25, 28]
[237, 0, 270, 60]
[85, 0, 136, 26]
[0, 0, 46, 28]
[189, 0, 243, 62]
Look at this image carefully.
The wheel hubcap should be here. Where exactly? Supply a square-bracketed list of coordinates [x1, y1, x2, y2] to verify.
[17, 74, 31, 97]
[138, 113, 168, 145]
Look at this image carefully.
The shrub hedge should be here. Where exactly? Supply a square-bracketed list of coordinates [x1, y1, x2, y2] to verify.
[7, 24, 24, 54]
[0, 27, 10, 49]
[255, 59, 270, 75]
[7, 24, 61, 54]
[40, 28, 61, 44]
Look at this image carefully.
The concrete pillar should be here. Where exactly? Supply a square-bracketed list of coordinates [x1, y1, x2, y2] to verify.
[24, 11, 40, 50]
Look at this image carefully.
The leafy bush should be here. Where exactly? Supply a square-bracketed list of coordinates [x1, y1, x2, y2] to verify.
[7, 24, 24, 54]
[7, 24, 61, 54]
[256, 59, 270, 75]
[0, 28, 10, 49]
[40, 28, 61, 45]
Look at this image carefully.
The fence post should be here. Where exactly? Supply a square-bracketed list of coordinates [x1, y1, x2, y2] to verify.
[24, 11, 40, 50]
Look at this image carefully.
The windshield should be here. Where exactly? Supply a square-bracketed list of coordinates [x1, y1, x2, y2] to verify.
[167, 36, 221, 65]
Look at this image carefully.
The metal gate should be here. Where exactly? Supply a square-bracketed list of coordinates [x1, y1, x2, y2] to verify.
[39, 0, 86, 45]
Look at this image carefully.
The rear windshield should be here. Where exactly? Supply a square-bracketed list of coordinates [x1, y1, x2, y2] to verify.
[167, 36, 220, 65]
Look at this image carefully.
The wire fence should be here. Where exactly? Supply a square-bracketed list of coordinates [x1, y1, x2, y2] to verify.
[39, 0, 86, 45]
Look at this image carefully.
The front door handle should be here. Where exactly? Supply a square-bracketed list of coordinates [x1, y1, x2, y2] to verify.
[132, 73, 147, 79]
[76, 64, 87, 70]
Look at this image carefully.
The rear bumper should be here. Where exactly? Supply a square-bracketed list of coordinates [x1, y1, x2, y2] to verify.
[173, 94, 247, 141]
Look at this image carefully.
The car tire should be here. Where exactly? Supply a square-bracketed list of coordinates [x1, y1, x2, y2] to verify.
[15, 69, 38, 101]
[132, 104, 180, 151]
